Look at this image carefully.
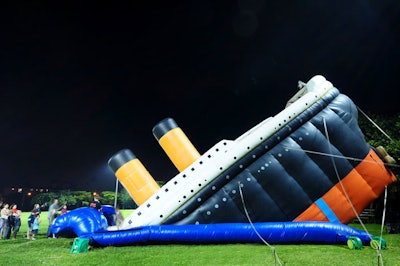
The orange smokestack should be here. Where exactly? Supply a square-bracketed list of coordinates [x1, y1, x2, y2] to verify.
[153, 118, 200, 172]
[108, 149, 160, 206]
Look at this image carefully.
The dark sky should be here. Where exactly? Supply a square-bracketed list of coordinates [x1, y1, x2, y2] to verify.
[1, 1, 399, 191]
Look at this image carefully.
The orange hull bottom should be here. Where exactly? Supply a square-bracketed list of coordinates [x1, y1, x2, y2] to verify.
[294, 149, 397, 224]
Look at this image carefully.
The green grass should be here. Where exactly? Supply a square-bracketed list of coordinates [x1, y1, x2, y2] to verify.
[1, 211, 399, 265]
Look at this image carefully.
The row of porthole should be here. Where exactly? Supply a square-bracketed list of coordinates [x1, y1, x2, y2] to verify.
[191, 182, 250, 224]
[140, 143, 230, 219]
[162, 143, 229, 197]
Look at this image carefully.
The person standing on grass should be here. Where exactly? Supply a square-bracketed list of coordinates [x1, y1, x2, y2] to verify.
[31, 213, 40, 240]
[47, 199, 60, 238]
[0, 202, 6, 239]
[27, 207, 39, 239]
[11, 210, 21, 239]
[1, 203, 11, 239]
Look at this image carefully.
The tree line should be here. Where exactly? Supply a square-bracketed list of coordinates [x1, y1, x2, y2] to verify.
[28, 188, 137, 211]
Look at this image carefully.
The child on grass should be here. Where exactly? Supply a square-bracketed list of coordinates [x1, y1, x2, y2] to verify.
[31, 213, 40, 240]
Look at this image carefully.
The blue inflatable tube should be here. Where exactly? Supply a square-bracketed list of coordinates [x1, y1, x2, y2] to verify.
[52, 207, 372, 247]
[85, 222, 372, 247]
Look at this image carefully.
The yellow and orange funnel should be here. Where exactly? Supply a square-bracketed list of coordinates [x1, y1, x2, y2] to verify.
[108, 149, 160, 206]
[152, 118, 200, 172]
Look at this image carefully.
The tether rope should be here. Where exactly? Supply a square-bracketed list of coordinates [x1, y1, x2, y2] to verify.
[238, 182, 284, 266]
[281, 146, 399, 168]
[322, 117, 385, 266]
[357, 106, 393, 142]
[356, 105, 395, 265]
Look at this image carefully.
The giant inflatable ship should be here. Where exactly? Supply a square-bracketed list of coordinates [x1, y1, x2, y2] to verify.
[53, 75, 397, 247]
[108, 75, 396, 227]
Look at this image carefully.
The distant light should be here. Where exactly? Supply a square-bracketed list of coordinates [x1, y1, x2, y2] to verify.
[18, 188, 23, 193]
[27, 192, 32, 196]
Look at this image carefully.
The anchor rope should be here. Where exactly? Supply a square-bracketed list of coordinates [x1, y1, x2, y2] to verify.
[281, 146, 399, 168]
[322, 117, 385, 265]
[357, 106, 394, 142]
[238, 182, 284, 266]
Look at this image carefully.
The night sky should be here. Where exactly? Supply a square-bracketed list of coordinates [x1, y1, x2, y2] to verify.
[1, 1, 399, 192]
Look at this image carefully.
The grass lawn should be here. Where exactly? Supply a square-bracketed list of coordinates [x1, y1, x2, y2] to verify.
[0, 210, 399, 265]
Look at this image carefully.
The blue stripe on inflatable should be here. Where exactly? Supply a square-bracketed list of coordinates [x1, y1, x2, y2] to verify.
[315, 198, 339, 223]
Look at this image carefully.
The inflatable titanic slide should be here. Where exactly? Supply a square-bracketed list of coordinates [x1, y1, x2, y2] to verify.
[52, 75, 397, 246]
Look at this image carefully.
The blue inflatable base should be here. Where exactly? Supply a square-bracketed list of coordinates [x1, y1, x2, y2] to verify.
[51, 207, 372, 247]
[85, 222, 372, 247]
